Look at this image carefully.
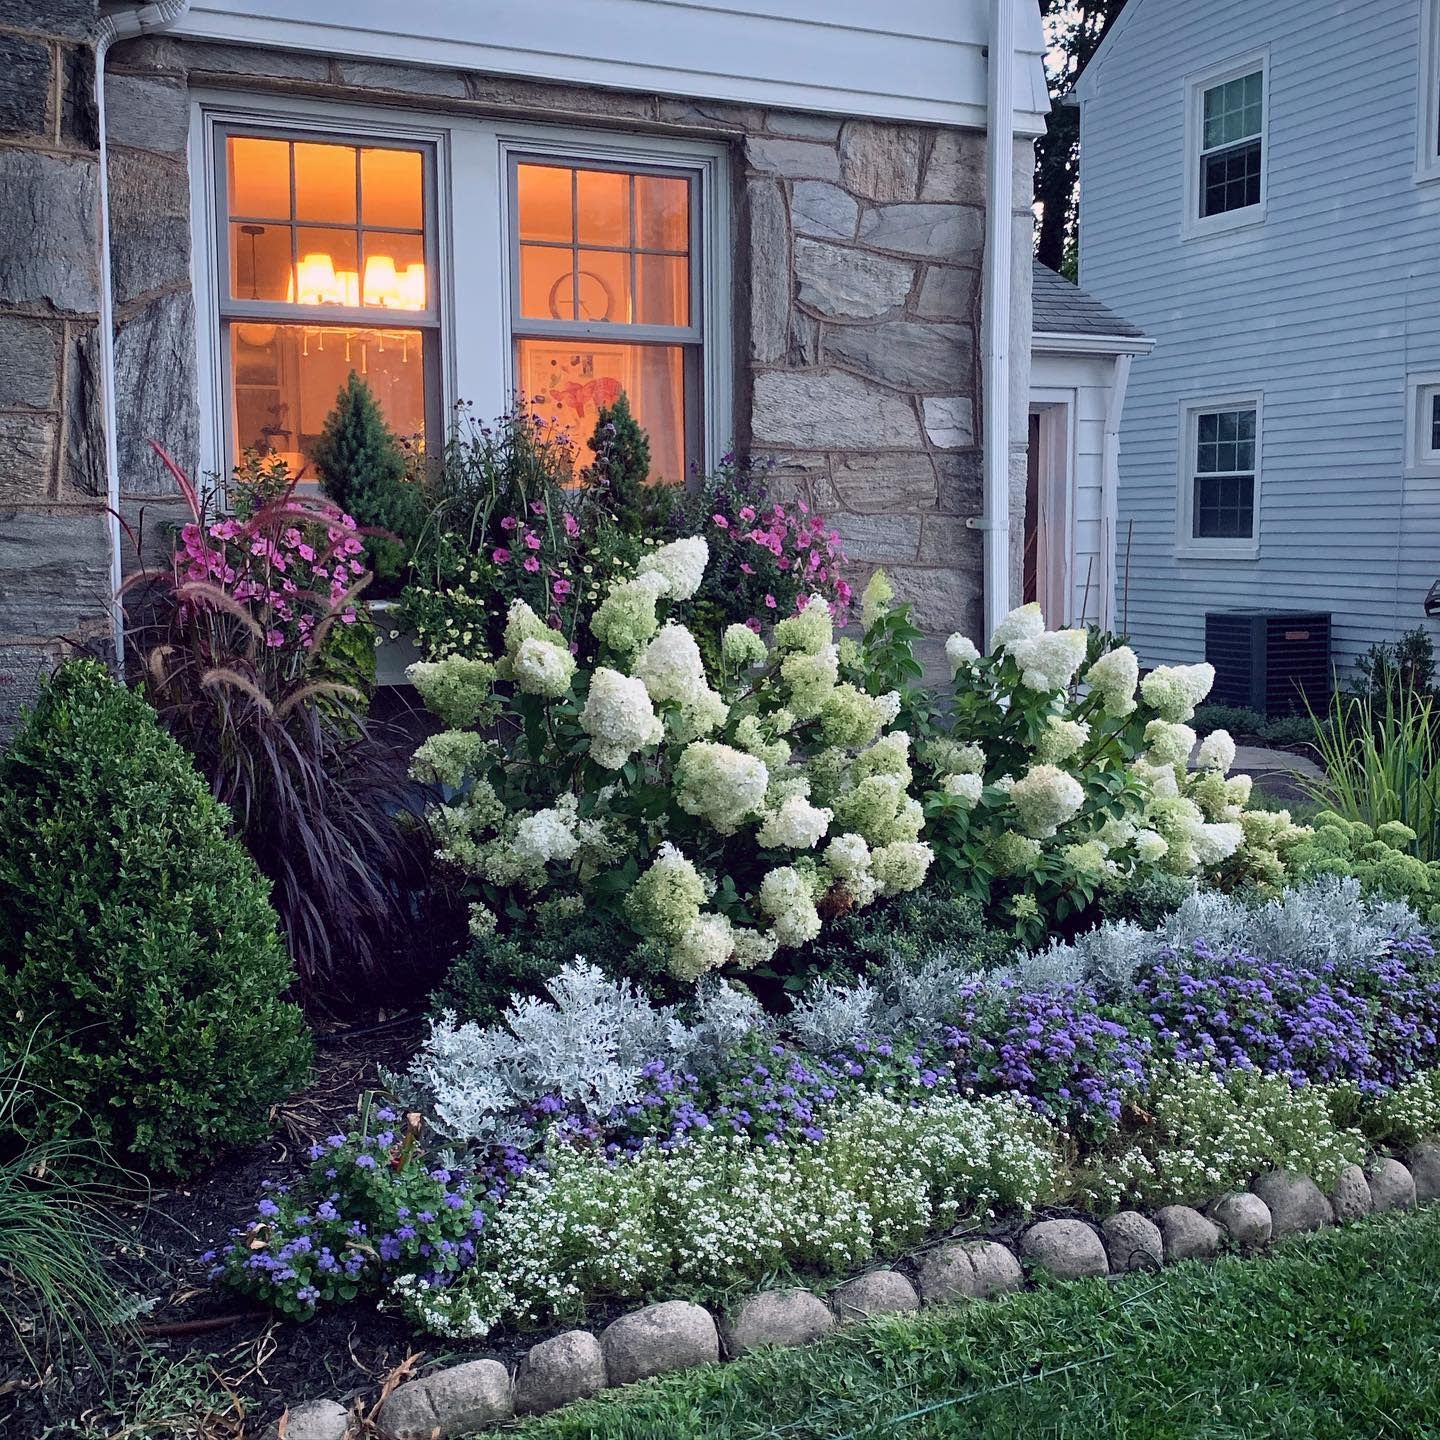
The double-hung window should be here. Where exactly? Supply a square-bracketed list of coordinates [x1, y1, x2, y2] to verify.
[216, 129, 441, 476]
[1186, 55, 1267, 234]
[1420, 0, 1440, 181]
[1180, 399, 1260, 555]
[509, 158, 701, 485]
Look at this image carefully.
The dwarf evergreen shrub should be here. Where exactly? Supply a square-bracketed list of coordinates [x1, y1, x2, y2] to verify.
[0, 662, 311, 1176]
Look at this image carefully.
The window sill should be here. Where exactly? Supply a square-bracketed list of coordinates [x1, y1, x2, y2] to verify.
[1416, 158, 1440, 186]
[1181, 205, 1266, 243]
[1173, 544, 1260, 562]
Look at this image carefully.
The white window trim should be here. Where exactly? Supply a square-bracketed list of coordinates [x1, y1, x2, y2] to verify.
[1174, 392, 1262, 561]
[1182, 50, 1269, 242]
[1406, 373, 1440, 474]
[189, 89, 732, 493]
[1419, 0, 1440, 184]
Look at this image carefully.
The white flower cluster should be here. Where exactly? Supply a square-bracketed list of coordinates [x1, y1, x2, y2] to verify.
[1139, 662, 1215, 723]
[1010, 764, 1085, 840]
[757, 793, 833, 850]
[634, 623, 728, 739]
[1082, 645, 1139, 718]
[1008, 626, 1088, 693]
[581, 667, 664, 769]
[637, 536, 709, 602]
[945, 631, 980, 676]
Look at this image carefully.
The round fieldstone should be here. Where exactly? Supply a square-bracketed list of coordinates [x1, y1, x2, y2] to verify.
[1207, 1192, 1272, 1252]
[375, 1359, 511, 1439]
[831, 1269, 920, 1320]
[1406, 1143, 1440, 1204]
[1020, 1220, 1108, 1281]
[1100, 1211, 1163, 1273]
[1154, 1205, 1222, 1262]
[1367, 1157, 1417, 1213]
[915, 1241, 1024, 1303]
[513, 1331, 607, 1417]
[1251, 1171, 1334, 1239]
[1328, 1164, 1374, 1223]
[727, 1288, 835, 1356]
[601, 1300, 719, 1386]
[259, 1399, 350, 1440]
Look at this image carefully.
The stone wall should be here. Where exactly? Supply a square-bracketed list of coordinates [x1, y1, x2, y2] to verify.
[0, 0, 112, 733]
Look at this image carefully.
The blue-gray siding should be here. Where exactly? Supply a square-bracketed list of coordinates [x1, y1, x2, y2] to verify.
[1078, 0, 1440, 675]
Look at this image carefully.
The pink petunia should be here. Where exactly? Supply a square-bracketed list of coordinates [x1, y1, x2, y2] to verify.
[564, 511, 580, 538]
[501, 515, 518, 531]
[740, 562, 754, 574]
[524, 531, 542, 551]
[739, 505, 756, 522]
[492, 547, 512, 563]
[712, 514, 729, 529]
[745, 617, 762, 632]
[530, 501, 547, 516]
[764, 593, 777, 609]
[553, 578, 572, 598]
[297, 543, 316, 562]
[265, 628, 285, 648]
[523, 556, 541, 572]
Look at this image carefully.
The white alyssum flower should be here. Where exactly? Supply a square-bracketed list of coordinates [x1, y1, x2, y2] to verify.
[673, 741, 770, 833]
[945, 632, 981, 675]
[580, 667, 664, 769]
[756, 793, 833, 850]
[989, 602, 1046, 654]
[1140, 662, 1215, 722]
[1196, 729, 1237, 774]
[1010, 764, 1085, 839]
[1008, 628, 1088, 692]
[943, 772, 984, 807]
[637, 536, 709, 601]
[513, 635, 577, 698]
[1083, 645, 1140, 718]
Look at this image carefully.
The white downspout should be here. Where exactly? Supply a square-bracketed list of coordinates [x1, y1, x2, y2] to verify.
[975, 0, 1017, 643]
[1100, 351, 1133, 633]
[95, 1, 194, 666]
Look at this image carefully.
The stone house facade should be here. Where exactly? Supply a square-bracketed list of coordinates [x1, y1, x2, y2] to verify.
[0, 1, 1043, 731]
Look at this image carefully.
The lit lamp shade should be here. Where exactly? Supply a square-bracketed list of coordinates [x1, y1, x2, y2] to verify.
[363, 254, 401, 308]
[398, 263, 426, 311]
[295, 252, 340, 306]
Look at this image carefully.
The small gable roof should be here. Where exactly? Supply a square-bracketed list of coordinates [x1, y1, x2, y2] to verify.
[1031, 261, 1147, 339]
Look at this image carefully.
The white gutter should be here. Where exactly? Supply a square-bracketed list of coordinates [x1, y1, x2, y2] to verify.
[95, 1, 194, 666]
[974, 0, 1017, 643]
[1099, 351, 1134, 632]
[1032, 330, 1156, 358]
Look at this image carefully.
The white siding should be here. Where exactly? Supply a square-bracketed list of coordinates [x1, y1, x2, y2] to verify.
[1077, 0, 1440, 673]
[176, 0, 1051, 133]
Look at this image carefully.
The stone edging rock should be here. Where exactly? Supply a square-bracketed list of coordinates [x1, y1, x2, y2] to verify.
[261, 1142, 1440, 1440]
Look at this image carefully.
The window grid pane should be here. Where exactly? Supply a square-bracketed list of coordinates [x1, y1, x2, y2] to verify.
[1202, 140, 1262, 217]
[1193, 407, 1256, 541]
[1202, 71, 1263, 151]
[1430, 392, 1440, 454]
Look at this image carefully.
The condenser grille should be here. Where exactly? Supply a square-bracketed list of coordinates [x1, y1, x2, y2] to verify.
[1204, 611, 1331, 717]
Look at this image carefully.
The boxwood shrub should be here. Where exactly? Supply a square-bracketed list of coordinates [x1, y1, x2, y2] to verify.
[0, 661, 312, 1176]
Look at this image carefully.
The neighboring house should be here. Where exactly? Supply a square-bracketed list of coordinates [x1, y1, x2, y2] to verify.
[1029, 261, 1152, 632]
[1075, 0, 1440, 678]
[0, 0, 1054, 728]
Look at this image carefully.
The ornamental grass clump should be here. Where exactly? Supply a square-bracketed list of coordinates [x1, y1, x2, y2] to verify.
[408, 544, 932, 989]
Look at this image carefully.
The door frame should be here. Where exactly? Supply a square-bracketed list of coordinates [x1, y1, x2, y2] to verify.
[1027, 389, 1076, 626]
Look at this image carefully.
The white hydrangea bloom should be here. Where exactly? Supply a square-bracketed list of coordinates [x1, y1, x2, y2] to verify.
[634, 622, 708, 705]
[669, 913, 736, 981]
[637, 536, 709, 601]
[870, 840, 934, 895]
[1225, 772, 1254, 806]
[1099, 817, 1137, 848]
[1144, 720, 1197, 769]
[1134, 828, 1168, 863]
[756, 866, 822, 948]
[513, 635, 577, 698]
[1140, 662, 1215, 722]
[1196, 729, 1237, 774]
[674, 741, 770, 833]
[1193, 821, 1244, 867]
[1082, 645, 1140, 718]
[1036, 716, 1090, 765]
[624, 842, 708, 942]
[943, 771, 984, 807]
[757, 794, 833, 850]
[1131, 756, 1181, 799]
[773, 595, 834, 656]
[823, 832, 870, 881]
[945, 632, 981, 675]
[989, 602, 1045, 654]
[1010, 764, 1085, 839]
[1008, 628, 1088, 692]
[503, 599, 551, 655]
[860, 570, 894, 630]
[875, 690, 902, 725]
[511, 797, 581, 869]
[730, 928, 780, 970]
[721, 623, 768, 669]
[580, 667, 664, 769]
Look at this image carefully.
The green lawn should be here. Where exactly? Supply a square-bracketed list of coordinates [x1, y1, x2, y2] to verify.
[508, 1209, 1440, 1440]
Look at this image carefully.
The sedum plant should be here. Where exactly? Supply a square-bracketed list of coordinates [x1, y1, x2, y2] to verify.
[408, 539, 932, 988]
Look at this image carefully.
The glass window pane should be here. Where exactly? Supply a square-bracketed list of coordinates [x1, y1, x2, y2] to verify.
[576, 168, 629, 247]
[362, 232, 426, 310]
[1431, 393, 1440, 453]
[516, 337, 688, 483]
[518, 164, 574, 243]
[520, 244, 576, 320]
[294, 141, 357, 224]
[1193, 473, 1255, 540]
[576, 248, 631, 324]
[228, 136, 291, 220]
[1203, 71, 1263, 149]
[1202, 140, 1262, 216]
[231, 321, 427, 474]
[230, 221, 292, 302]
[636, 252, 689, 326]
[361, 147, 422, 229]
[635, 175, 689, 251]
[294, 227, 359, 306]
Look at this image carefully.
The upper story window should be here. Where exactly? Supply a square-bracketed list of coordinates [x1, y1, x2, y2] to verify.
[509, 159, 701, 485]
[217, 130, 440, 475]
[1179, 398, 1260, 557]
[1406, 374, 1440, 469]
[1185, 54, 1268, 237]
[1420, 0, 1440, 181]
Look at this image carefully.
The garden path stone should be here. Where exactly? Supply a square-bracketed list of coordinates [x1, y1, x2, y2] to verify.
[1020, 1220, 1108, 1281]
[1100, 1212, 1162, 1272]
[1207, 1192, 1272, 1252]
[376, 1359, 512, 1439]
[831, 1269, 920, 1319]
[727, 1288, 836, 1355]
[601, 1300, 720, 1385]
[1367, 1158, 1417, 1213]
[1406, 1143, 1440, 1203]
[259, 1399, 351, 1440]
[1252, 1171, 1333, 1238]
[1328, 1164, 1374, 1223]
[513, 1331, 607, 1416]
[1154, 1206, 1221, 1262]
[915, 1240, 1024, 1302]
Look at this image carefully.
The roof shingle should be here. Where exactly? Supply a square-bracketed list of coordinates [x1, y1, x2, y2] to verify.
[1031, 260, 1147, 339]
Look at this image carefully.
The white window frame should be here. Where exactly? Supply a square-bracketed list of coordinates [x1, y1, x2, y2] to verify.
[1407, 373, 1440, 472]
[189, 90, 732, 495]
[1182, 51, 1269, 241]
[1419, 0, 1440, 183]
[1175, 393, 1262, 560]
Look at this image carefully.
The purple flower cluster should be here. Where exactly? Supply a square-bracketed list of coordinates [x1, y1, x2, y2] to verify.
[204, 1107, 524, 1321]
[1136, 936, 1440, 1094]
[942, 979, 1152, 1140]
